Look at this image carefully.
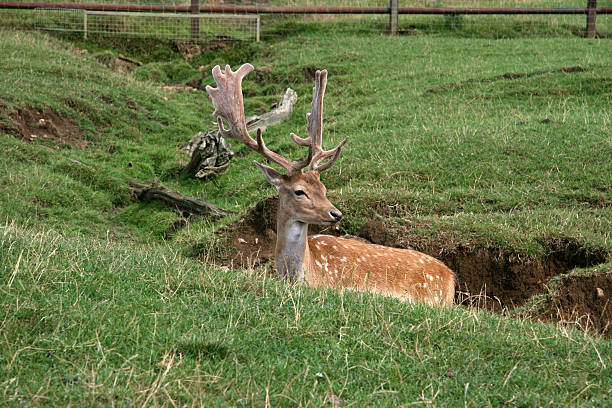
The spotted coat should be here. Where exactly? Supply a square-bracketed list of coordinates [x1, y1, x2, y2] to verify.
[306, 235, 456, 305]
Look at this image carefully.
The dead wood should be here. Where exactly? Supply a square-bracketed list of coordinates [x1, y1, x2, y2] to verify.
[181, 130, 234, 178]
[129, 179, 235, 219]
[118, 54, 143, 66]
[244, 87, 298, 133]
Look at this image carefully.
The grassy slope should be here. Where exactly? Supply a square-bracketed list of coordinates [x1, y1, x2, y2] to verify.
[2, 223, 611, 406]
[0, 27, 611, 405]
[0, 31, 211, 239]
[189, 33, 612, 257]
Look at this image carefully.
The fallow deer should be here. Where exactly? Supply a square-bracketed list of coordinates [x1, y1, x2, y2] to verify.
[206, 64, 456, 305]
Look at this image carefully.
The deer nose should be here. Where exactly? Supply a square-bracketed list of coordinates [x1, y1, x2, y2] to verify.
[329, 210, 343, 222]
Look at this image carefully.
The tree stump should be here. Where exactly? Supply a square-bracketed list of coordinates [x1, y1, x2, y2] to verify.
[182, 130, 234, 178]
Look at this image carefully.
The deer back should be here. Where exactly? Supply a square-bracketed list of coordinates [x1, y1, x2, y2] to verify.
[307, 235, 456, 305]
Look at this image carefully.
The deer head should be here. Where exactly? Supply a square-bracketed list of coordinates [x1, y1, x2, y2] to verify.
[206, 63, 348, 227]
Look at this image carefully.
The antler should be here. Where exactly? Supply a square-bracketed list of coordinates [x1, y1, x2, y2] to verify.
[206, 64, 347, 174]
[206, 64, 310, 173]
[291, 69, 349, 172]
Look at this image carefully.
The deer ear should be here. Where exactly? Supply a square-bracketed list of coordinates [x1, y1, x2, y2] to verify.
[254, 160, 283, 190]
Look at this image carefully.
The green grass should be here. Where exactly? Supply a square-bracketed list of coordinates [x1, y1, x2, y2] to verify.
[0, 20, 611, 406]
[1, 223, 610, 406]
[190, 34, 612, 257]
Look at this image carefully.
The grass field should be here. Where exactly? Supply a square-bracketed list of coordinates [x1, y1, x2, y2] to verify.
[0, 19, 611, 406]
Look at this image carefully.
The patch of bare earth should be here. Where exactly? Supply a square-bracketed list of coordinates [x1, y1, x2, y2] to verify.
[4, 105, 87, 148]
[539, 272, 611, 337]
[216, 197, 610, 337]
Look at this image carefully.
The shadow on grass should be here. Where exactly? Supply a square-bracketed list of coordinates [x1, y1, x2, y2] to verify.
[177, 340, 230, 362]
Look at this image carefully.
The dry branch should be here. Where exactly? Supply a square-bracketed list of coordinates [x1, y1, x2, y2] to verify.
[118, 54, 143, 66]
[244, 87, 298, 132]
[129, 179, 235, 219]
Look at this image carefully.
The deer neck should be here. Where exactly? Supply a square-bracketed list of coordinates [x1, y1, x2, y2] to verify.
[274, 209, 311, 284]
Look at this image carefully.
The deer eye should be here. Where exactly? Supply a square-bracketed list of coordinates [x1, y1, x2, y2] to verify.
[294, 189, 308, 198]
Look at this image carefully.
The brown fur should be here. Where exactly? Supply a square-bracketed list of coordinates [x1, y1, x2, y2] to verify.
[306, 235, 456, 305]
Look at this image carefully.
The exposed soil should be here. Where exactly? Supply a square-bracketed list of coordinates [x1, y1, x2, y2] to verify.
[225, 196, 277, 267]
[4, 105, 87, 148]
[354, 219, 607, 312]
[175, 41, 204, 60]
[93, 51, 140, 74]
[217, 196, 611, 337]
[542, 272, 611, 337]
[302, 65, 318, 83]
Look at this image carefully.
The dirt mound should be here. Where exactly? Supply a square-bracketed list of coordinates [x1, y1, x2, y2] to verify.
[218, 198, 610, 336]
[541, 271, 611, 337]
[360, 220, 606, 305]
[4, 105, 87, 148]
[224, 197, 278, 269]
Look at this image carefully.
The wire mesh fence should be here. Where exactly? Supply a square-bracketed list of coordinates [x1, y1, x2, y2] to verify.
[0, 1, 610, 41]
[28, 8, 259, 41]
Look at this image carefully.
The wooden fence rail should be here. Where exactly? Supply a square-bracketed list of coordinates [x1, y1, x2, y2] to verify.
[0, 1, 610, 38]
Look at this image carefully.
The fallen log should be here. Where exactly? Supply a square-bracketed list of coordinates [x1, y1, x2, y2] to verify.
[129, 179, 235, 219]
[118, 54, 143, 66]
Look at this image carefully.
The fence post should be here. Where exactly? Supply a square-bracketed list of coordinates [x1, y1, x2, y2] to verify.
[83, 10, 87, 39]
[586, 0, 597, 38]
[389, 0, 398, 35]
[191, 0, 200, 41]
